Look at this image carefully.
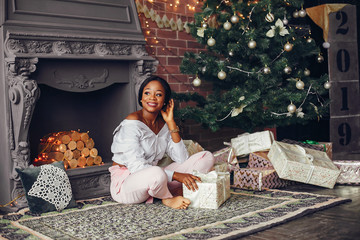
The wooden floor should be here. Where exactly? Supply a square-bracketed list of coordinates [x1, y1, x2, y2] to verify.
[239, 184, 360, 240]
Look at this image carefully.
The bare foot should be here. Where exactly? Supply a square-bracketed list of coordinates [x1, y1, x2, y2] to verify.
[162, 196, 191, 210]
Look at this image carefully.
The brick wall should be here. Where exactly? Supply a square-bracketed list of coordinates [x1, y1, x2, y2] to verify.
[136, 0, 276, 151]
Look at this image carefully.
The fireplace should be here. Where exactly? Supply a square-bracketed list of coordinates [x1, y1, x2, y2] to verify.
[0, 0, 158, 210]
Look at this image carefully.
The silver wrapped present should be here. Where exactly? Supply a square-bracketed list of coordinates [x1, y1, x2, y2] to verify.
[333, 161, 360, 185]
[231, 130, 274, 157]
[183, 171, 230, 209]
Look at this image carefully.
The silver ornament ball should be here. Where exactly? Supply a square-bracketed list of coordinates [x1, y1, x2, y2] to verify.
[293, 11, 299, 18]
[299, 9, 307, 17]
[284, 66, 292, 74]
[284, 42, 293, 52]
[248, 40, 256, 49]
[218, 70, 227, 80]
[263, 66, 271, 74]
[324, 81, 331, 89]
[207, 37, 216, 46]
[229, 50, 234, 57]
[317, 55, 324, 63]
[202, 22, 208, 28]
[230, 14, 239, 24]
[322, 42, 331, 49]
[283, 18, 289, 25]
[287, 103, 297, 113]
[304, 68, 311, 76]
[192, 76, 201, 87]
[296, 80, 305, 90]
[201, 66, 207, 73]
[306, 38, 313, 43]
[223, 21, 232, 30]
[265, 12, 275, 22]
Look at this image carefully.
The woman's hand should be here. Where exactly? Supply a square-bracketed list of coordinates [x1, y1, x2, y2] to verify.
[161, 99, 174, 123]
[173, 172, 201, 192]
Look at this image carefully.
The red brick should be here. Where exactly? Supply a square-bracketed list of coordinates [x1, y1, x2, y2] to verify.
[157, 47, 178, 56]
[167, 39, 187, 48]
[156, 29, 177, 39]
[187, 41, 204, 49]
[168, 56, 182, 65]
[156, 56, 167, 66]
[179, 48, 197, 56]
[177, 31, 196, 41]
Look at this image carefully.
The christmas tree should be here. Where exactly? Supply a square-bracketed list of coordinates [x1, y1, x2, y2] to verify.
[176, 0, 330, 132]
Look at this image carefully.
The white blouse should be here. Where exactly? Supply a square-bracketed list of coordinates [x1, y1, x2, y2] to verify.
[111, 119, 189, 181]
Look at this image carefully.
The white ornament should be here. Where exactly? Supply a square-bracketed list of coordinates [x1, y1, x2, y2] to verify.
[265, 12, 275, 22]
[283, 17, 289, 25]
[299, 9, 307, 18]
[201, 66, 207, 73]
[296, 80, 305, 90]
[317, 55, 324, 63]
[287, 103, 297, 113]
[229, 50, 234, 56]
[324, 81, 331, 89]
[304, 68, 311, 76]
[207, 37, 216, 46]
[266, 19, 289, 38]
[223, 21, 232, 30]
[192, 76, 201, 87]
[284, 66, 292, 74]
[284, 42, 293, 52]
[218, 70, 227, 80]
[248, 40, 256, 49]
[202, 22, 208, 28]
[306, 38, 313, 43]
[263, 66, 271, 74]
[231, 14, 239, 24]
[293, 11, 299, 18]
[322, 42, 331, 49]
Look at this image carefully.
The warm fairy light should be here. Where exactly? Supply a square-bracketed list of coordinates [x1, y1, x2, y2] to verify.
[146, 30, 150, 34]
[170, 3, 172, 6]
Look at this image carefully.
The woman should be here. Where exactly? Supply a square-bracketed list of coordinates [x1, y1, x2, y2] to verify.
[109, 76, 215, 209]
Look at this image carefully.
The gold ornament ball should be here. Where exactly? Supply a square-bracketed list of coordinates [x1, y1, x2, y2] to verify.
[265, 12, 275, 22]
[207, 37, 216, 46]
[296, 80, 305, 90]
[202, 22, 208, 28]
[284, 66, 292, 74]
[248, 40, 256, 49]
[192, 76, 201, 87]
[299, 9, 307, 17]
[263, 66, 271, 74]
[317, 55, 324, 63]
[287, 103, 297, 113]
[284, 42, 293, 52]
[293, 11, 299, 18]
[324, 81, 331, 89]
[223, 21, 232, 30]
[304, 68, 311, 76]
[230, 14, 239, 24]
[306, 38, 313, 43]
[218, 70, 227, 80]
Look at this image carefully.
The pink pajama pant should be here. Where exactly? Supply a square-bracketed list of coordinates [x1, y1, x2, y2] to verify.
[109, 151, 215, 204]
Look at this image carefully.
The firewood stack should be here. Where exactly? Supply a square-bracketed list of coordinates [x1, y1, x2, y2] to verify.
[34, 130, 103, 169]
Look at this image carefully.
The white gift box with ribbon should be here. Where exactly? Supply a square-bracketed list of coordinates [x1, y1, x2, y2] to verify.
[231, 130, 274, 157]
[183, 171, 230, 209]
[268, 141, 340, 188]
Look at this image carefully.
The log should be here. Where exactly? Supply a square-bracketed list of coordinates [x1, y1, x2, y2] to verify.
[81, 148, 90, 157]
[73, 150, 81, 160]
[89, 148, 98, 158]
[48, 152, 64, 161]
[68, 140, 77, 151]
[85, 138, 95, 149]
[86, 157, 94, 166]
[59, 144, 67, 153]
[94, 155, 102, 165]
[77, 156, 87, 167]
[63, 160, 70, 169]
[69, 159, 78, 169]
[61, 134, 71, 144]
[64, 149, 74, 160]
[71, 131, 81, 141]
[80, 132, 89, 142]
[76, 140, 85, 151]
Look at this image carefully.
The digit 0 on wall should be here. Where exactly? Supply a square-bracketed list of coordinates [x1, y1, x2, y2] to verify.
[328, 5, 360, 160]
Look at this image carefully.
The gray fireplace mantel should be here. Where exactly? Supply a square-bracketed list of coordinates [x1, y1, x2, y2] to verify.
[0, 0, 158, 210]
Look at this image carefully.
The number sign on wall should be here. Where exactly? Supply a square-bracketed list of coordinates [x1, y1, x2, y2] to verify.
[328, 5, 360, 160]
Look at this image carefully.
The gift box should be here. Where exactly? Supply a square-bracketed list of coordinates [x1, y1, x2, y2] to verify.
[213, 146, 239, 172]
[231, 130, 274, 157]
[268, 141, 340, 188]
[183, 171, 230, 209]
[333, 161, 360, 185]
[281, 139, 332, 159]
[233, 168, 291, 191]
[247, 151, 274, 169]
[213, 162, 228, 173]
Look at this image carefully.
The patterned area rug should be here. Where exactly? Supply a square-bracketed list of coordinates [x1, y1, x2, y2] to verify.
[1, 189, 350, 240]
